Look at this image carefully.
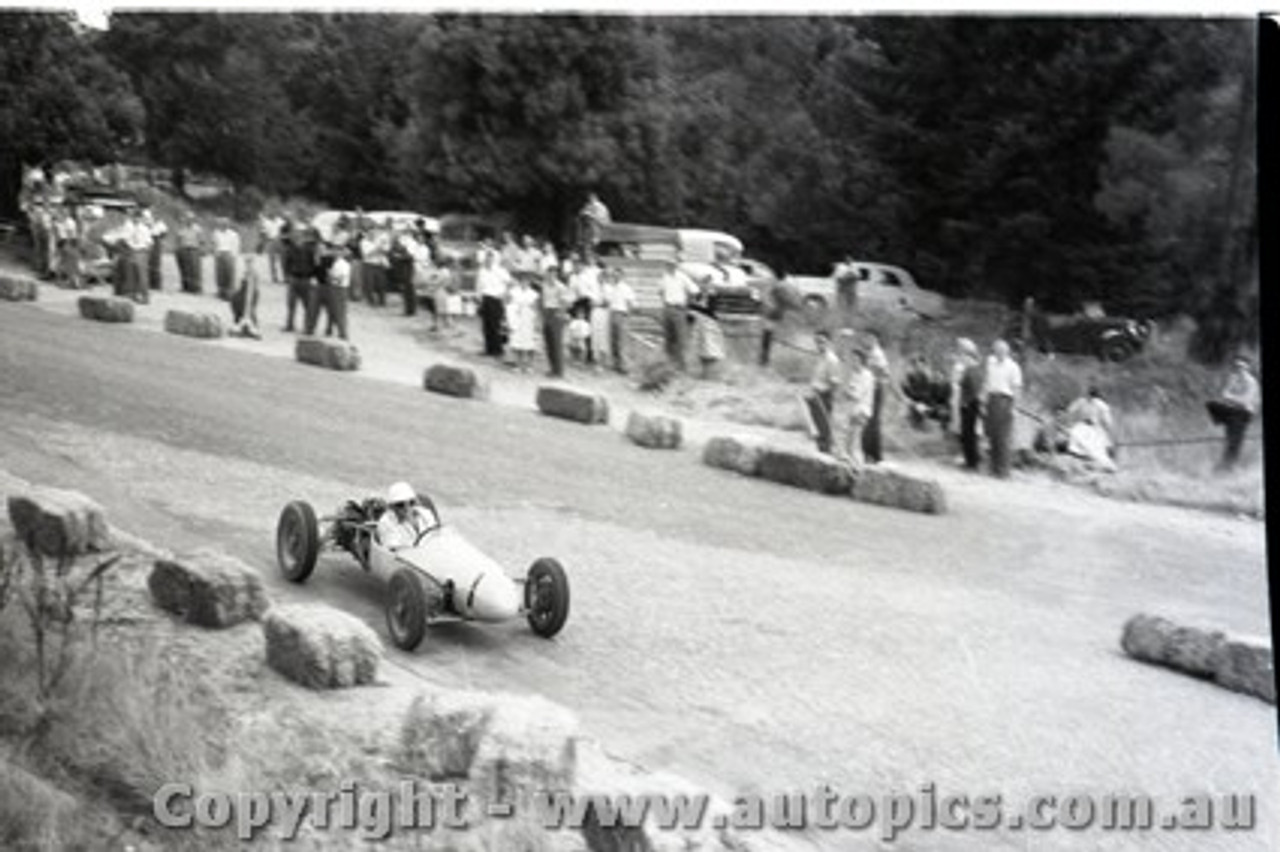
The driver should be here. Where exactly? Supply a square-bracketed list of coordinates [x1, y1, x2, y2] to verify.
[377, 481, 438, 550]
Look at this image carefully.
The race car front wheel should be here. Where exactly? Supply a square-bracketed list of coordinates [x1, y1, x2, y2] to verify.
[387, 569, 429, 651]
[525, 558, 570, 639]
[276, 501, 319, 583]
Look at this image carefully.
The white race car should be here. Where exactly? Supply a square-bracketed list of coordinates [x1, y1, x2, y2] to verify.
[275, 493, 569, 650]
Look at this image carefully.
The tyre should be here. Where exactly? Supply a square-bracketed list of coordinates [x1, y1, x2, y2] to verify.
[276, 501, 319, 583]
[802, 294, 828, 315]
[525, 558, 570, 639]
[1100, 338, 1133, 362]
[387, 569, 430, 651]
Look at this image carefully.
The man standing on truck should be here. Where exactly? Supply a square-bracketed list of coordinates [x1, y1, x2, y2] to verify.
[578, 192, 611, 259]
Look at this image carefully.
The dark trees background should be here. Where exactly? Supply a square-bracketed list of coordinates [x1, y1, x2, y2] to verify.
[1, 11, 1259, 360]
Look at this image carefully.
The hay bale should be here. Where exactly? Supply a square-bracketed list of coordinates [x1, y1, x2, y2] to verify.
[1210, 639, 1275, 704]
[399, 690, 578, 817]
[702, 436, 765, 477]
[850, 466, 948, 515]
[400, 693, 494, 780]
[0, 275, 37, 301]
[263, 603, 381, 689]
[148, 550, 269, 628]
[77, 295, 134, 323]
[424, 363, 488, 399]
[295, 337, 361, 371]
[757, 447, 853, 495]
[536, 384, 609, 425]
[625, 410, 682, 450]
[163, 309, 224, 339]
[7, 487, 111, 557]
[1120, 614, 1221, 680]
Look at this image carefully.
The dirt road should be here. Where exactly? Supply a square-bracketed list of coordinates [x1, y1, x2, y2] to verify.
[0, 300, 1273, 851]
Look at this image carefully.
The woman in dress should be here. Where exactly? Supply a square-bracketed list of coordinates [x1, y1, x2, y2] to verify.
[506, 274, 539, 373]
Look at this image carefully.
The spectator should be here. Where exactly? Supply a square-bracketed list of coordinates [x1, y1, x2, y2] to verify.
[804, 330, 841, 454]
[389, 229, 417, 316]
[1063, 386, 1116, 471]
[442, 277, 464, 331]
[982, 339, 1023, 478]
[362, 223, 391, 307]
[282, 222, 318, 333]
[569, 256, 602, 363]
[257, 210, 286, 283]
[123, 208, 153, 304]
[660, 258, 700, 372]
[28, 200, 53, 278]
[476, 249, 510, 358]
[230, 254, 262, 339]
[578, 191, 611, 258]
[52, 204, 81, 289]
[689, 299, 726, 380]
[144, 208, 168, 292]
[842, 347, 876, 468]
[541, 262, 572, 378]
[320, 245, 351, 341]
[1207, 356, 1260, 472]
[175, 212, 205, 294]
[601, 266, 635, 373]
[862, 332, 890, 464]
[955, 338, 984, 470]
[567, 306, 592, 365]
[506, 274, 539, 373]
[212, 218, 241, 301]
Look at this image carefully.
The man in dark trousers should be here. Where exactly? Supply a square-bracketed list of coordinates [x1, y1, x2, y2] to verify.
[541, 264, 572, 377]
[1207, 356, 1260, 472]
[282, 222, 318, 333]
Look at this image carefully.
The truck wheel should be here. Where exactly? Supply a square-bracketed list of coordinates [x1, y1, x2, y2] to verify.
[276, 501, 318, 583]
[1100, 339, 1133, 362]
[526, 558, 570, 639]
[802, 294, 828, 316]
[387, 569, 429, 651]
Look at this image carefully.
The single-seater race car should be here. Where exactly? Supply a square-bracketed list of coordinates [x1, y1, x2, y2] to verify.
[274, 491, 569, 651]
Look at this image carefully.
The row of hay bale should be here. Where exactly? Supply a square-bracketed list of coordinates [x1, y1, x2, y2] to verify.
[1121, 614, 1274, 705]
[703, 435, 948, 514]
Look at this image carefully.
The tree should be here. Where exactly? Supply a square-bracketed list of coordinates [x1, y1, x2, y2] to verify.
[0, 13, 142, 216]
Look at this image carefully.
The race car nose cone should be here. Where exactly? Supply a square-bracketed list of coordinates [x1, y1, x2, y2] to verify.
[466, 571, 521, 622]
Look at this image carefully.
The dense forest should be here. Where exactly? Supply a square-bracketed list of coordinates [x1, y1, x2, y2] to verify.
[0, 12, 1258, 360]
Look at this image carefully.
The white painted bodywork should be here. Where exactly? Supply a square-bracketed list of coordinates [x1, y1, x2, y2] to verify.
[369, 526, 522, 622]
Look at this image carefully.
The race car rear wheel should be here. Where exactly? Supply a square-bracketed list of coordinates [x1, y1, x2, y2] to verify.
[276, 501, 319, 583]
[387, 569, 429, 651]
[525, 558, 570, 639]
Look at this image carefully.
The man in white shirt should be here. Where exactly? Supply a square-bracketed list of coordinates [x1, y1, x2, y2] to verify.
[1208, 356, 1261, 471]
[324, 247, 352, 341]
[660, 259, 700, 371]
[377, 482, 439, 551]
[842, 347, 876, 468]
[258, 212, 286, 283]
[212, 219, 241, 301]
[981, 339, 1023, 478]
[123, 209, 154, 303]
[805, 330, 841, 454]
[144, 208, 168, 293]
[601, 268, 636, 373]
[476, 249, 510, 357]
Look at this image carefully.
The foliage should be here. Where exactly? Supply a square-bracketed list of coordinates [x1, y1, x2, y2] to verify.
[2, 12, 1259, 359]
[0, 537, 121, 700]
[0, 12, 143, 215]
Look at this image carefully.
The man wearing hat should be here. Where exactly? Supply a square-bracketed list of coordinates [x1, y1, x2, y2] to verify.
[1207, 356, 1260, 472]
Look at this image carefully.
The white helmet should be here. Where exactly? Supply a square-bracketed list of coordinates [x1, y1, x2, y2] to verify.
[386, 481, 416, 506]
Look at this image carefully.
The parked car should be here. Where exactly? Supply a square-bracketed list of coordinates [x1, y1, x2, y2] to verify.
[1006, 307, 1152, 362]
[784, 260, 948, 319]
[595, 222, 764, 316]
[310, 210, 439, 244]
[432, 213, 510, 292]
